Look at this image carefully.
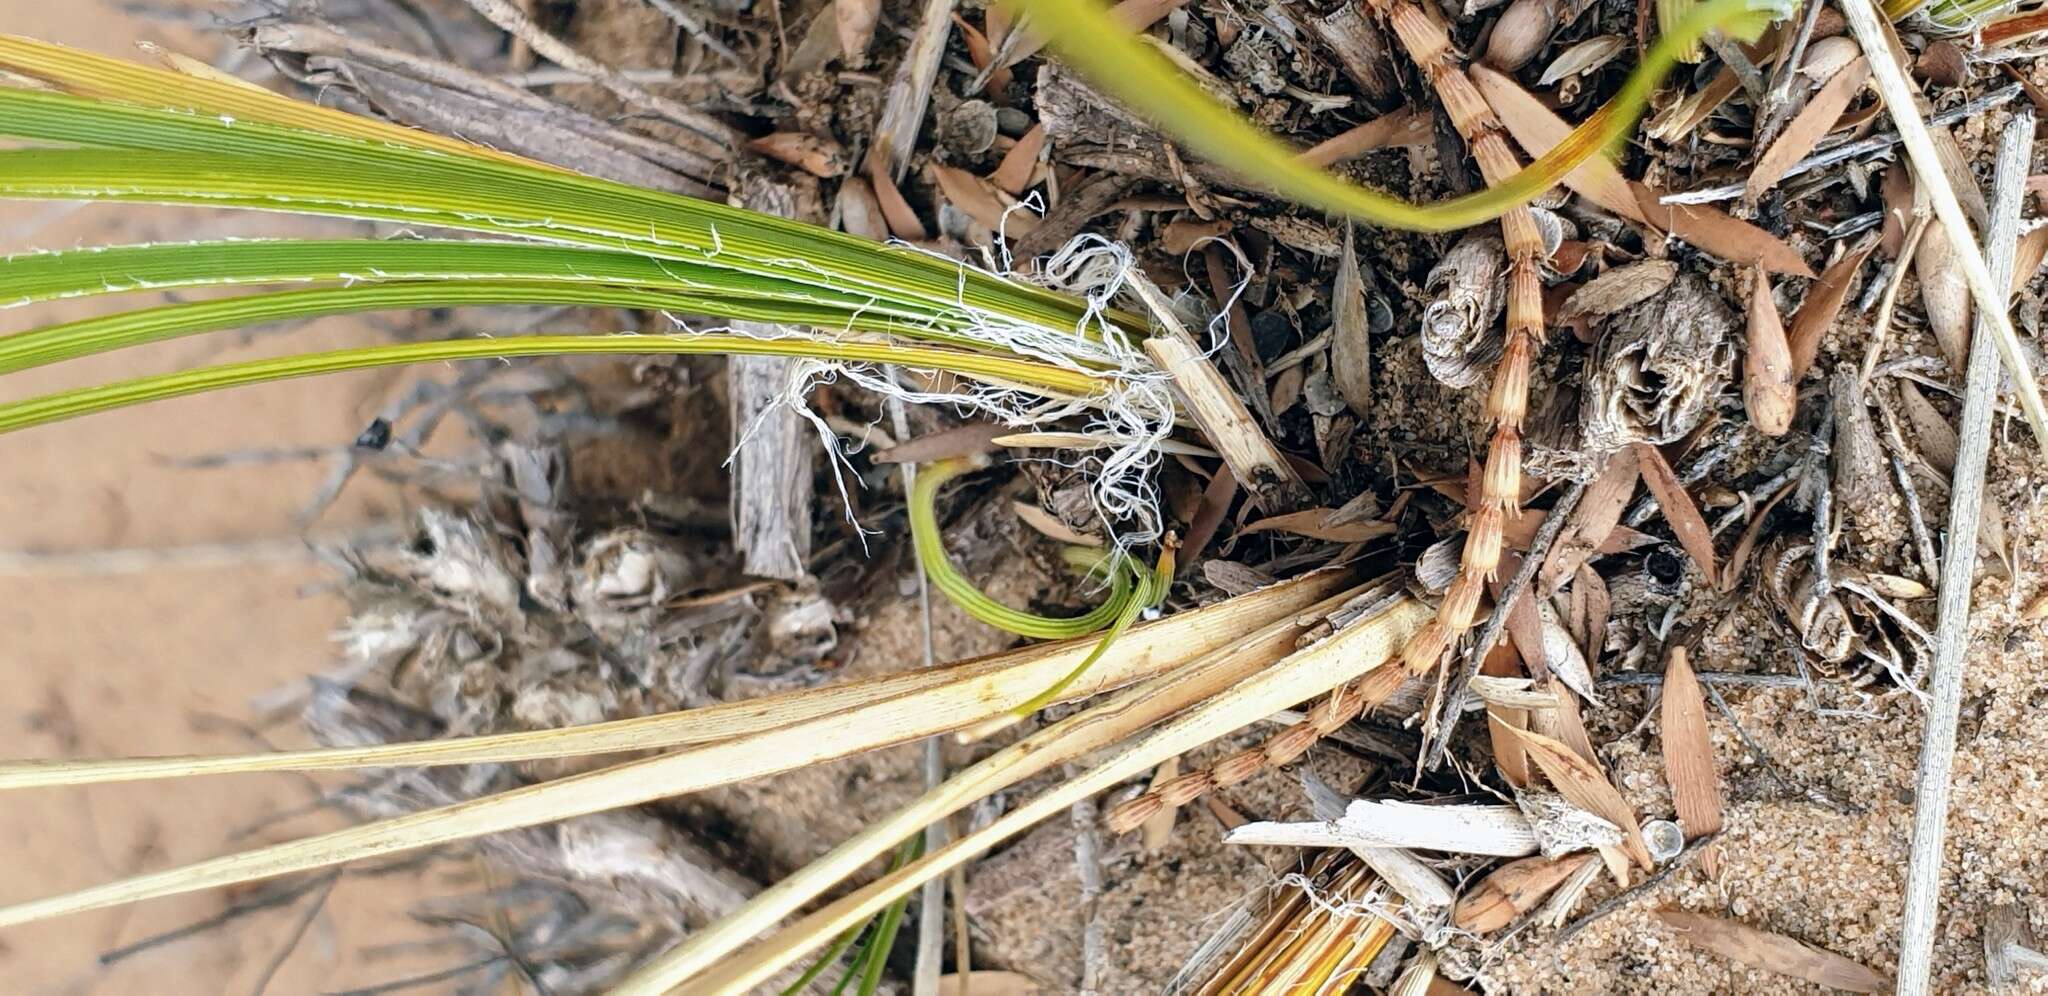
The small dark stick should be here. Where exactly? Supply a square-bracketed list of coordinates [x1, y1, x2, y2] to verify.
[1557, 832, 1719, 942]
[1423, 480, 1586, 766]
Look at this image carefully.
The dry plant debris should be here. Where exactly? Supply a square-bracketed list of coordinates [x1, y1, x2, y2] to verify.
[4, 0, 2048, 991]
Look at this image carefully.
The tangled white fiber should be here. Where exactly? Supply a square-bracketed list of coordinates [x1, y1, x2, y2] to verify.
[737, 233, 1184, 558]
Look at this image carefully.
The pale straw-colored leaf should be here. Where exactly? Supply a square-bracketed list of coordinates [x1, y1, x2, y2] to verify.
[0, 573, 1356, 930]
[0, 569, 1349, 792]
[621, 596, 1434, 994]
[633, 582, 1373, 984]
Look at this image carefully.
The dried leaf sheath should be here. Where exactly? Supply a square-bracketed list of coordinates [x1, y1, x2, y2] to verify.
[1107, 0, 1553, 834]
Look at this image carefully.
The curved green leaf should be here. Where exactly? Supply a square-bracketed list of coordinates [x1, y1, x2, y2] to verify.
[0, 333, 1109, 434]
[1009, 0, 1784, 230]
[0, 282, 983, 376]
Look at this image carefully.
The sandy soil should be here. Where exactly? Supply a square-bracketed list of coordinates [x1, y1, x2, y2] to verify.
[0, 4, 456, 992]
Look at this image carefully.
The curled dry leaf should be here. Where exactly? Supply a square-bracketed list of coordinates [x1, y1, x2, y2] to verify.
[990, 123, 1044, 195]
[2015, 227, 2048, 296]
[1880, 161, 1915, 257]
[1539, 35, 1627, 87]
[1159, 217, 1232, 255]
[1917, 220, 1973, 375]
[951, 14, 1013, 97]
[1483, 0, 1556, 72]
[872, 422, 1009, 464]
[1299, 109, 1433, 167]
[1241, 507, 1397, 543]
[1469, 64, 1648, 225]
[1452, 853, 1599, 932]
[836, 0, 881, 64]
[1566, 562, 1611, 662]
[1649, 64, 1743, 143]
[1720, 475, 1795, 591]
[1559, 260, 1677, 322]
[1898, 380, 1959, 475]
[746, 132, 850, 177]
[1533, 600, 1600, 706]
[1012, 501, 1102, 547]
[1799, 35, 1862, 80]
[868, 158, 928, 241]
[1504, 508, 1654, 556]
[931, 163, 1039, 236]
[834, 176, 889, 241]
[1496, 724, 1653, 870]
[1332, 223, 1373, 417]
[1482, 643, 1532, 787]
[1747, 57, 1869, 206]
[1629, 182, 1815, 277]
[1655, 911, 1889, 992]
[1659, 647, 1723, 876]
[1915, 39, 1966, 88]
[1634, 441, 1718, 583]
[1788, 236, 1878, 379]
[1744, 270, 1796, 436]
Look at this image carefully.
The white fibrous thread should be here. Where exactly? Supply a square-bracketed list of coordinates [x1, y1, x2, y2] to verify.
[736, 233, 1179, 559]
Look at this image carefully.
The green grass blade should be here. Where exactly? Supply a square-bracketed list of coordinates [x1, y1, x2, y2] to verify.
[0, 333, 1107, 434]
[0, 33, 571, 170]
[1009, 0, 1783, 231]
[0, 88, 1139, 341]
[848, 839, 921, 996]
[0, 239, 945, 326]
[0, 282, 978, 376]
[909, 457, 1134, 640]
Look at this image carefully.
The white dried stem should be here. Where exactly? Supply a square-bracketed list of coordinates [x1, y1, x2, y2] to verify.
[1896, 107, 2035, 995]
[1227, 800, 1540, 856]
[1839, 0, 2048, 458]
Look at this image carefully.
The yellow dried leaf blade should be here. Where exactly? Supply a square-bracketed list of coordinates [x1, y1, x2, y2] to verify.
[0, 33, 548, 169]
[625, 598, 1436, 994]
